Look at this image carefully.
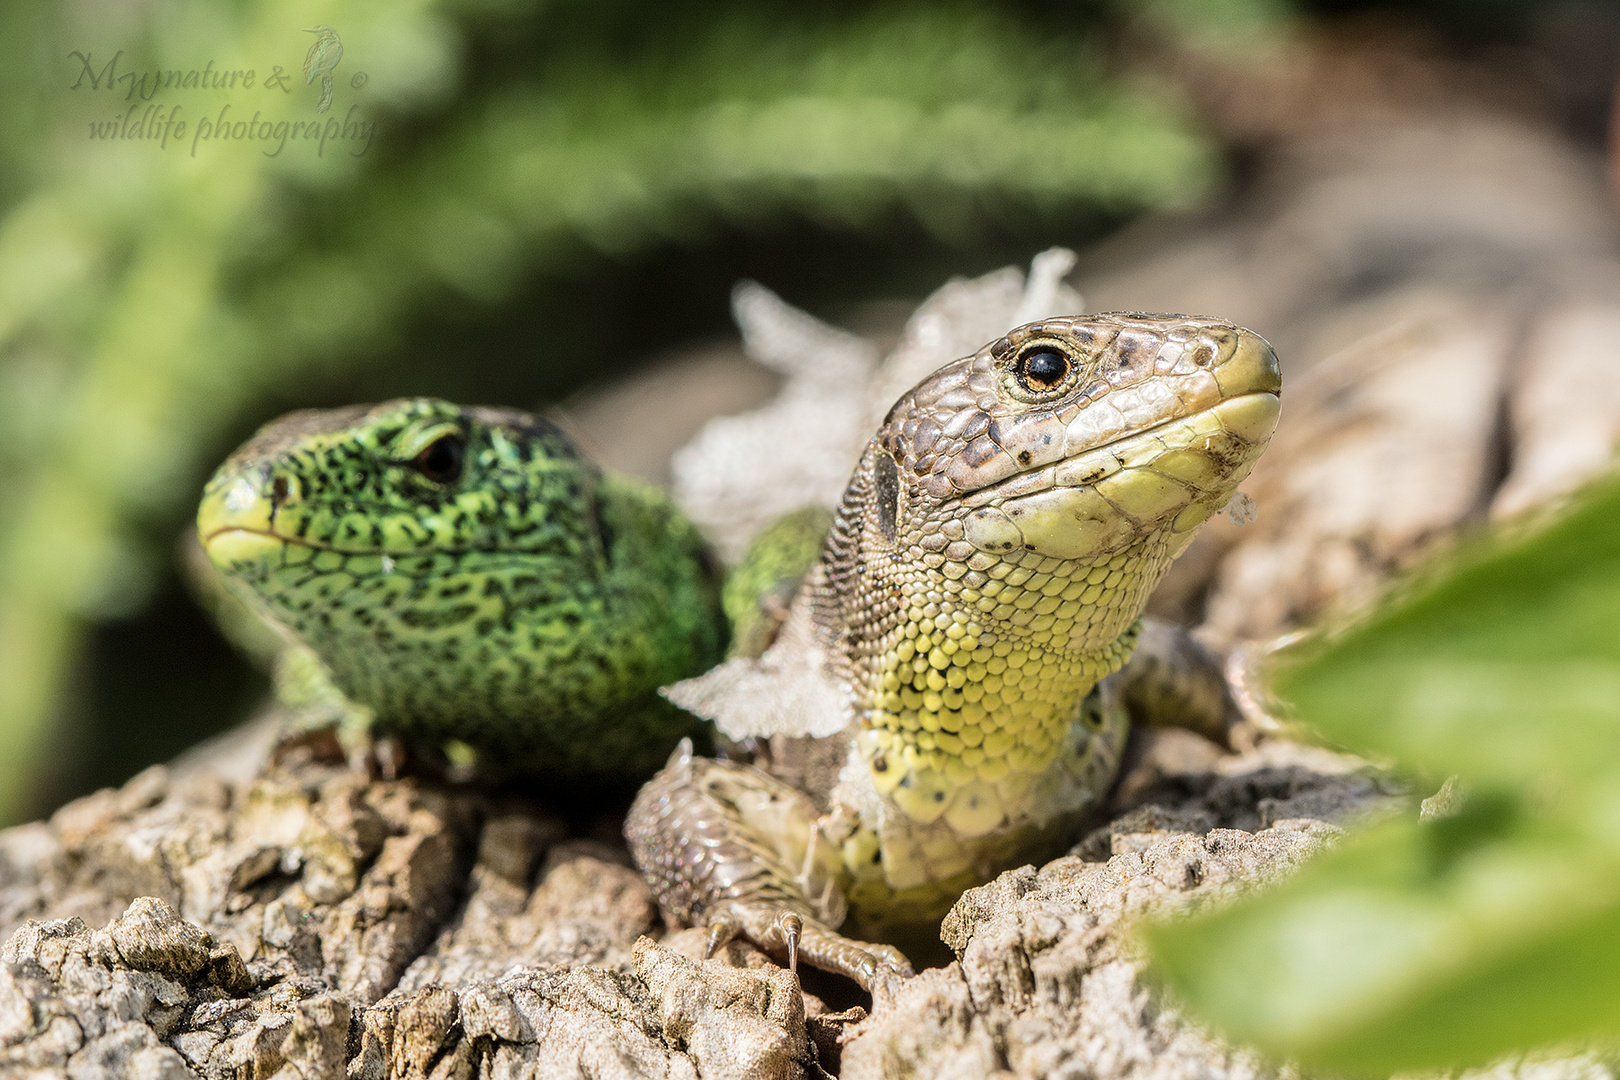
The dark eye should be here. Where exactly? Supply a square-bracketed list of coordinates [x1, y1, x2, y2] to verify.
[1019, 348, 1071, 390]
[412, 434, 465, 483]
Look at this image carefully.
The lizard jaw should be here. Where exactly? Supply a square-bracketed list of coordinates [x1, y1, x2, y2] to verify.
[200, 527, 289, 568]
[960, 390, 1279, 563]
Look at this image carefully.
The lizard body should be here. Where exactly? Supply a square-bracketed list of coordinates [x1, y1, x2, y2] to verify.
[197, 398, 726, 779]
[631, 313, 1280, 987]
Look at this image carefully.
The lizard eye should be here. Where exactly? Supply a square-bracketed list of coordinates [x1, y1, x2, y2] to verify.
[1002, 340, 1081, 403]
[412, 434, 465, 483]
[1018, 348, 1070, 390]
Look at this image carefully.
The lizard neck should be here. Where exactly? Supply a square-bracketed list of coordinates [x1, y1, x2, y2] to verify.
[822, 535, 1165, 832]
[593, 473, 728, 678]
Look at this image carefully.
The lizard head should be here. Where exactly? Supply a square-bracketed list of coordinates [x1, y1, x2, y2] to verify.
[199, 397, 601, 573]
[196, 397, 614, 726]
[819, 314, 1279, 818]
[875, 312, 1280, 569]
[831, 315, 1280, 632]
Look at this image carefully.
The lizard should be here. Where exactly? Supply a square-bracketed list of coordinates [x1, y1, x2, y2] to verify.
[625, 312, 1281, 993]
[195, 398, 728, 781]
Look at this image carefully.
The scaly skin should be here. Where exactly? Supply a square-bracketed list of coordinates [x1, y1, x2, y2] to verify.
[629, 313, 1281, 990]
[722, 506, 836, 660]
[197, 398, 727, 780]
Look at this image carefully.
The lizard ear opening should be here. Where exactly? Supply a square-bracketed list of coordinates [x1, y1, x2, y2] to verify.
[875, 449, 900, 543]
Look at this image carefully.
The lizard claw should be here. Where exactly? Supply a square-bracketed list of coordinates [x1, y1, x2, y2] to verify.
[777, 911, 803, 973]
[705, 913, 741, 960]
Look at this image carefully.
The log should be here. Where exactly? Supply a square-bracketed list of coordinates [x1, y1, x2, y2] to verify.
[0, 718, 1394, 1079]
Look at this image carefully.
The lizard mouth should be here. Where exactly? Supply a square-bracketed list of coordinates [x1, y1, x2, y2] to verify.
[197, 469, 299, 568]
[200, 526, 305, 567]
[965, 389, 1279, 504]
[198, 474, 398, 565]
[203, 518, 408, 569]
[955, 390, 1279, 562]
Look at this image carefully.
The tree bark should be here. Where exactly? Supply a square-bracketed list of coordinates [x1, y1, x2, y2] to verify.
[0, 716, 1393, 1079]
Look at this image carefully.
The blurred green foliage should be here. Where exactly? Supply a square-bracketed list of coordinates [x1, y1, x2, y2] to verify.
[0, 0, 1291, 823]
[1149, 476, 1620, 1075]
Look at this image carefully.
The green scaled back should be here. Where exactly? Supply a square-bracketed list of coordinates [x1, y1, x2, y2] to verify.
[723, 505, 835, 659]
[198, 398, 726, 780]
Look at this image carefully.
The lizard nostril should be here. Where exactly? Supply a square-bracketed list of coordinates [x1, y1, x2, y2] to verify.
[271, 476, 291, 503]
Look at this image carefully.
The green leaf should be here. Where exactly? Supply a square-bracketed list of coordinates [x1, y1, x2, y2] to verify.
[1273, 474, 1620, 788]
[1151, 475, 1620, 1074]
[1148, 804, 1620, 1075]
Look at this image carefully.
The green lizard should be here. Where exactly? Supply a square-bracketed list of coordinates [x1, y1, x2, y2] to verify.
[196, 399, 726, 779]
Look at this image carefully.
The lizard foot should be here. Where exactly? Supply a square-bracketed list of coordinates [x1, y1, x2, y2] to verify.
[704, 900, 913, 997]
[628, 742, 912, 999]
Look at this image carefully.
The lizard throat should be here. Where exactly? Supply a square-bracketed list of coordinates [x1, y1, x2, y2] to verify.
[855, 534, 1158, 837]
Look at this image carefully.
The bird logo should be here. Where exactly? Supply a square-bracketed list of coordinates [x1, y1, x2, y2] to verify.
[302, 26, 343, 114]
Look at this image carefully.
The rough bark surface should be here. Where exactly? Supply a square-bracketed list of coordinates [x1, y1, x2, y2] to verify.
[0, 724, 1401, 1080]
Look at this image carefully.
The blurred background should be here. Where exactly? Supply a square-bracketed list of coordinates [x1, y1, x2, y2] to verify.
[0, 0, 1616, 826]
